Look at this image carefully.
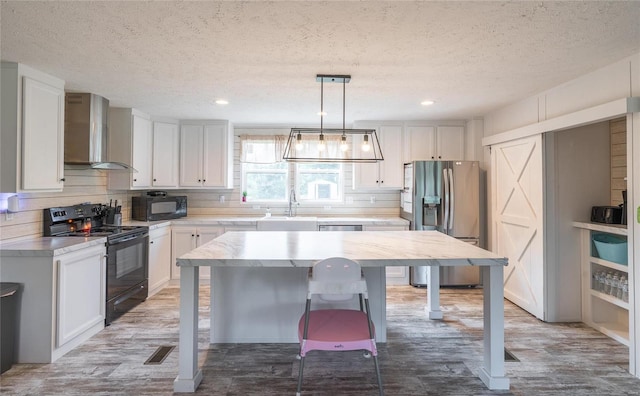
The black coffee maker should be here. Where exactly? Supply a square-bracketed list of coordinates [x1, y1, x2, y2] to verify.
[621, 190, 627, 225]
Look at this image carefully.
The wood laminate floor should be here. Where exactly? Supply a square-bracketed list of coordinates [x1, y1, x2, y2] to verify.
[1, 285, 638, 395]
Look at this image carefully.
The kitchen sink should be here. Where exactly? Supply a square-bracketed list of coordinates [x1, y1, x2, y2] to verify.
[256, 216, 318, 231]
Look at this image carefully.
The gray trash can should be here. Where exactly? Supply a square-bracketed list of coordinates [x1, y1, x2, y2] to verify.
[1, 283, 20, 374]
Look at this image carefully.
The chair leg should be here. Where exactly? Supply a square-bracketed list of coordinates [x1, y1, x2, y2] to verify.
[373, 355, 383, 396]
[296, 355, 305, 396]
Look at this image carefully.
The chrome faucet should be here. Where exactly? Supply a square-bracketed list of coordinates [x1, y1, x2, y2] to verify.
[288, 188, 298, 217]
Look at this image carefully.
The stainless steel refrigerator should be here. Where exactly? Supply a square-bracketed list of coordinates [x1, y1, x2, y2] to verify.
[401, 161, 481, 286]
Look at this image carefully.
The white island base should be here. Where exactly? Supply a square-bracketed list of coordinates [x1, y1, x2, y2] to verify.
[211, 267, 386, 343]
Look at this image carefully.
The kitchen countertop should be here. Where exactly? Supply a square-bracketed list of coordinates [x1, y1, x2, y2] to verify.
[1, 216, 408, 254]
[0, 236, 107, 257]
[126, 216, 409, 227]
[572, 221, 628, 236]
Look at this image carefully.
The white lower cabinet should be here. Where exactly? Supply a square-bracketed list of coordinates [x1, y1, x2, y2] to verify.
[148, 225, 172, 296]
[57, 246, 106, 348]
[0, 242, 106, 363]
[364, 225, 410, 285]
[171, 226, 224, 279]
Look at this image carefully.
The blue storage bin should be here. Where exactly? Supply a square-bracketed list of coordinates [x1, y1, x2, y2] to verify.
[593, 233, 628, 265]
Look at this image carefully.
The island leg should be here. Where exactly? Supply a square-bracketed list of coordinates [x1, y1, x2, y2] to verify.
[425, 266, 443, 319]
[174, 266, 202, 392]
[478, 265, 510, 390]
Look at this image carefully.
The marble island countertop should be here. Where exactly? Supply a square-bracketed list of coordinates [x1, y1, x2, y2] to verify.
[177, 230, 507, 268]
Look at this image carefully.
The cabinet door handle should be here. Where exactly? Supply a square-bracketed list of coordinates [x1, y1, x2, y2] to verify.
[198, 179, 201, 182]
[191, 234, 195, 237]
[381, 180, 384, 184]
[153, 178, 157, 182]
[438, 155, 442, 159]
[150, 241, 154, 244]
[134, 178, 137, 182]
[203, 179, 206, 182]
[60, 178, 65, 182]
[431, 156, 435, 159]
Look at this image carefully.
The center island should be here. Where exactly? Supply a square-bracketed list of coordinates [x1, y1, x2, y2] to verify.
[173, 230, 509, 392]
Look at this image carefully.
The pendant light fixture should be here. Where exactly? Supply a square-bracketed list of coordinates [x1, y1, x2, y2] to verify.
[283, 74, 384, 163]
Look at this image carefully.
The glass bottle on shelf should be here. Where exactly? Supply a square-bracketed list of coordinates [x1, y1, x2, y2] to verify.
[622, 279, 629, 303]
[617, 276, 626, 300]
[604, 272, 613, 294]
[597, 271, 606, 292]
[610, 273, 620, 296]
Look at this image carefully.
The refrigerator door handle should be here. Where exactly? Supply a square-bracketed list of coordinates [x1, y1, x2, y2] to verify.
[448, 168, 454, 231]
[442, 168, 449, 233]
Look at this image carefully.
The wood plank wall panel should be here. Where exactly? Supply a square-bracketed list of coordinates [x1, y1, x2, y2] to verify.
[184, 134, 400, 217]
[0, 167, 130, 242]
[0, 134, 400, 242]
[610, 117, 626, 206]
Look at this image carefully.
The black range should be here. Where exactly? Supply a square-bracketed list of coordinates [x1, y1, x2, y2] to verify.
[43, 203, 149, 325]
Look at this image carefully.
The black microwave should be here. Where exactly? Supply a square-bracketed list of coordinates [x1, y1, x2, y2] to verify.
[132, 195, 187, 221]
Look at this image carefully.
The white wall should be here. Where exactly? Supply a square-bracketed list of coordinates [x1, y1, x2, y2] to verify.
[544, 122, 611, 322]
[484, 53, 639, 136]
[481, 51, 640, 377]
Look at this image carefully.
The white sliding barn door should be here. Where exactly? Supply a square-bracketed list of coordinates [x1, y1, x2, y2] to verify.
[491, 134, 545, 319]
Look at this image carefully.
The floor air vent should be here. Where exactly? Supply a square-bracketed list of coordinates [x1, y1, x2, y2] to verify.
[504, 348, 519, 362]
[144, 346, 175, 365]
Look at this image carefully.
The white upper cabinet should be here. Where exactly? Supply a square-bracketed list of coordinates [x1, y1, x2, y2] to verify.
[1, 62, 65, 192]
[179, 120, 233, 189]
[436, 126, 465, 160]
[352, 123, 403, 190]
[405, 125, 465, 161]
[152, 121, 179, 188]
[108, 108, 153, 189]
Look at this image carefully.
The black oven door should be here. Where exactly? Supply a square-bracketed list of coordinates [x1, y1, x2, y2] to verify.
[106, 232, 149, 324]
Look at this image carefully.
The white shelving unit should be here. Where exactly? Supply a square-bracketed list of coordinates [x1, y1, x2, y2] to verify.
[575, 221, 629, 346]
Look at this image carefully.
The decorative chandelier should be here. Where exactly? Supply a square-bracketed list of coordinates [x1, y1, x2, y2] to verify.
[283, 74, 384, 163]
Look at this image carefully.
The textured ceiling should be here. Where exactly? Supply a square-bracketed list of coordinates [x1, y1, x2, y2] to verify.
[1, 1, 639, 127]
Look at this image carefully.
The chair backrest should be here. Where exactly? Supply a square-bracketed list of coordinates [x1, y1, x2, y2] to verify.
[311, 257, 365, 301]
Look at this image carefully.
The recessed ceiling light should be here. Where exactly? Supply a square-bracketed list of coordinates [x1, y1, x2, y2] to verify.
[421, 100, 435, 106]
[215, 99, 229, 105]
[317, 111, 327, 116]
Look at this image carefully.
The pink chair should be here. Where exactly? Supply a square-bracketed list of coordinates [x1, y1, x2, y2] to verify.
[296, 257, 383, 395]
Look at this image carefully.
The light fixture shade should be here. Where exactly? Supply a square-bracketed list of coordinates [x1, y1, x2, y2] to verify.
[362, 134, 370, 152]
[317, 133, 326, 151]
[295, 132, 304, 150]
[340, 135, 349, 151]
[283, 128, 384, 163]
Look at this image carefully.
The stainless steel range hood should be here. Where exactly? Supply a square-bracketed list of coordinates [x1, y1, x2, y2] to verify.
[64, 93, 136, 171]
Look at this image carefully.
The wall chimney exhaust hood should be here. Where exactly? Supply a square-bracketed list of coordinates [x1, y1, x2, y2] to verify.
[64, 93, 136, 171]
